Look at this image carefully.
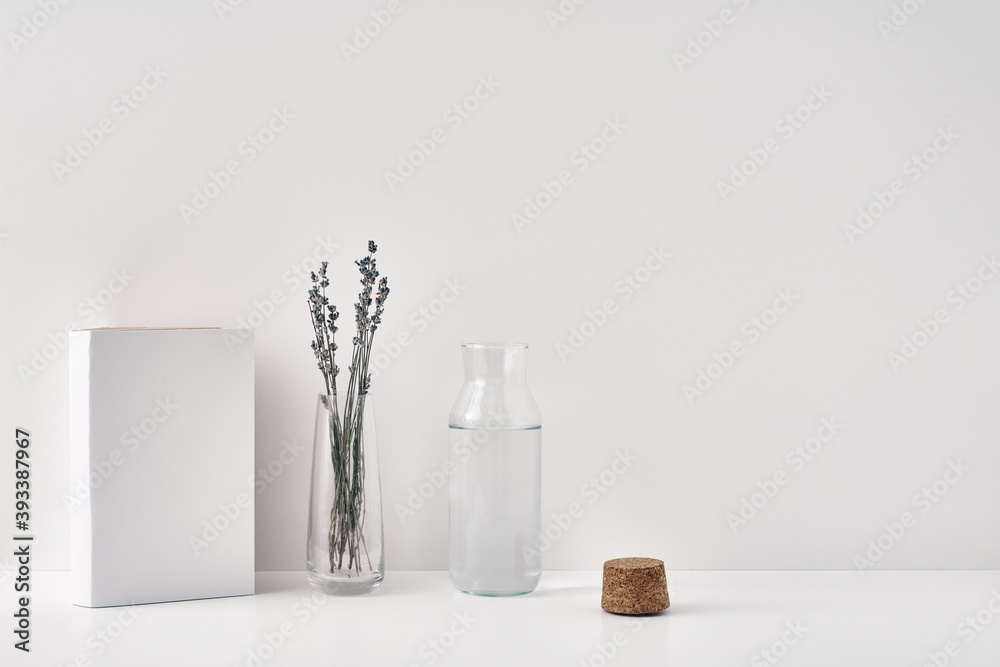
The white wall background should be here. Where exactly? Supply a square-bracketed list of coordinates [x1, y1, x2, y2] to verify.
[2, 0, 999, 572]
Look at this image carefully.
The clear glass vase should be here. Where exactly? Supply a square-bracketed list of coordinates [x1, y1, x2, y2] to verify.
[307, 393, 384, 595]
[449, 343, 542, 595]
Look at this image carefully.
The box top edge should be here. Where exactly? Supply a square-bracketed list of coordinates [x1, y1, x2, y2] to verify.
[71, 327, 223, 332]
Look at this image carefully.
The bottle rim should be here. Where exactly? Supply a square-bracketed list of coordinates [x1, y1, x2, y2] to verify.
[460, 342, 528, 349]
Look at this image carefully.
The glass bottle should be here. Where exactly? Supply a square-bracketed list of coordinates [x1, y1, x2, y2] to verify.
[448, 343, 542, 595]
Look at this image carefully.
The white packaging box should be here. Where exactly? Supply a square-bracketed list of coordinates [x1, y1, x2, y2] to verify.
[69, 328, 254, 607]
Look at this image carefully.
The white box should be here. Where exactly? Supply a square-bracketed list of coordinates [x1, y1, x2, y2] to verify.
[69, 328, 254, 607]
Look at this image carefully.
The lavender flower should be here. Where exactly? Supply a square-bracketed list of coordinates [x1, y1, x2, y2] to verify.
[306, 241, 390, 575]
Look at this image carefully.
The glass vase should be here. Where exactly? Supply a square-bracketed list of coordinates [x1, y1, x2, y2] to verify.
[448, 343, 542, 595]
[307, 393, 384, 595]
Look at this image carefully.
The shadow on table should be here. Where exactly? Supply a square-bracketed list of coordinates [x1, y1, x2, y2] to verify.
[529, 583, 601, 599]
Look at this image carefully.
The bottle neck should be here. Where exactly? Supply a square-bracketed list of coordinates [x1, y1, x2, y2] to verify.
[462, 344, 528, 385]
[450, 344, 541, 429]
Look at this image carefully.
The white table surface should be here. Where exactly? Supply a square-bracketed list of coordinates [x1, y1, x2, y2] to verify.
[17, 570, 1000, 666]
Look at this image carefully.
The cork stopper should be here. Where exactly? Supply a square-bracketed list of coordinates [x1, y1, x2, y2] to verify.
[601, 557, 669, 614]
